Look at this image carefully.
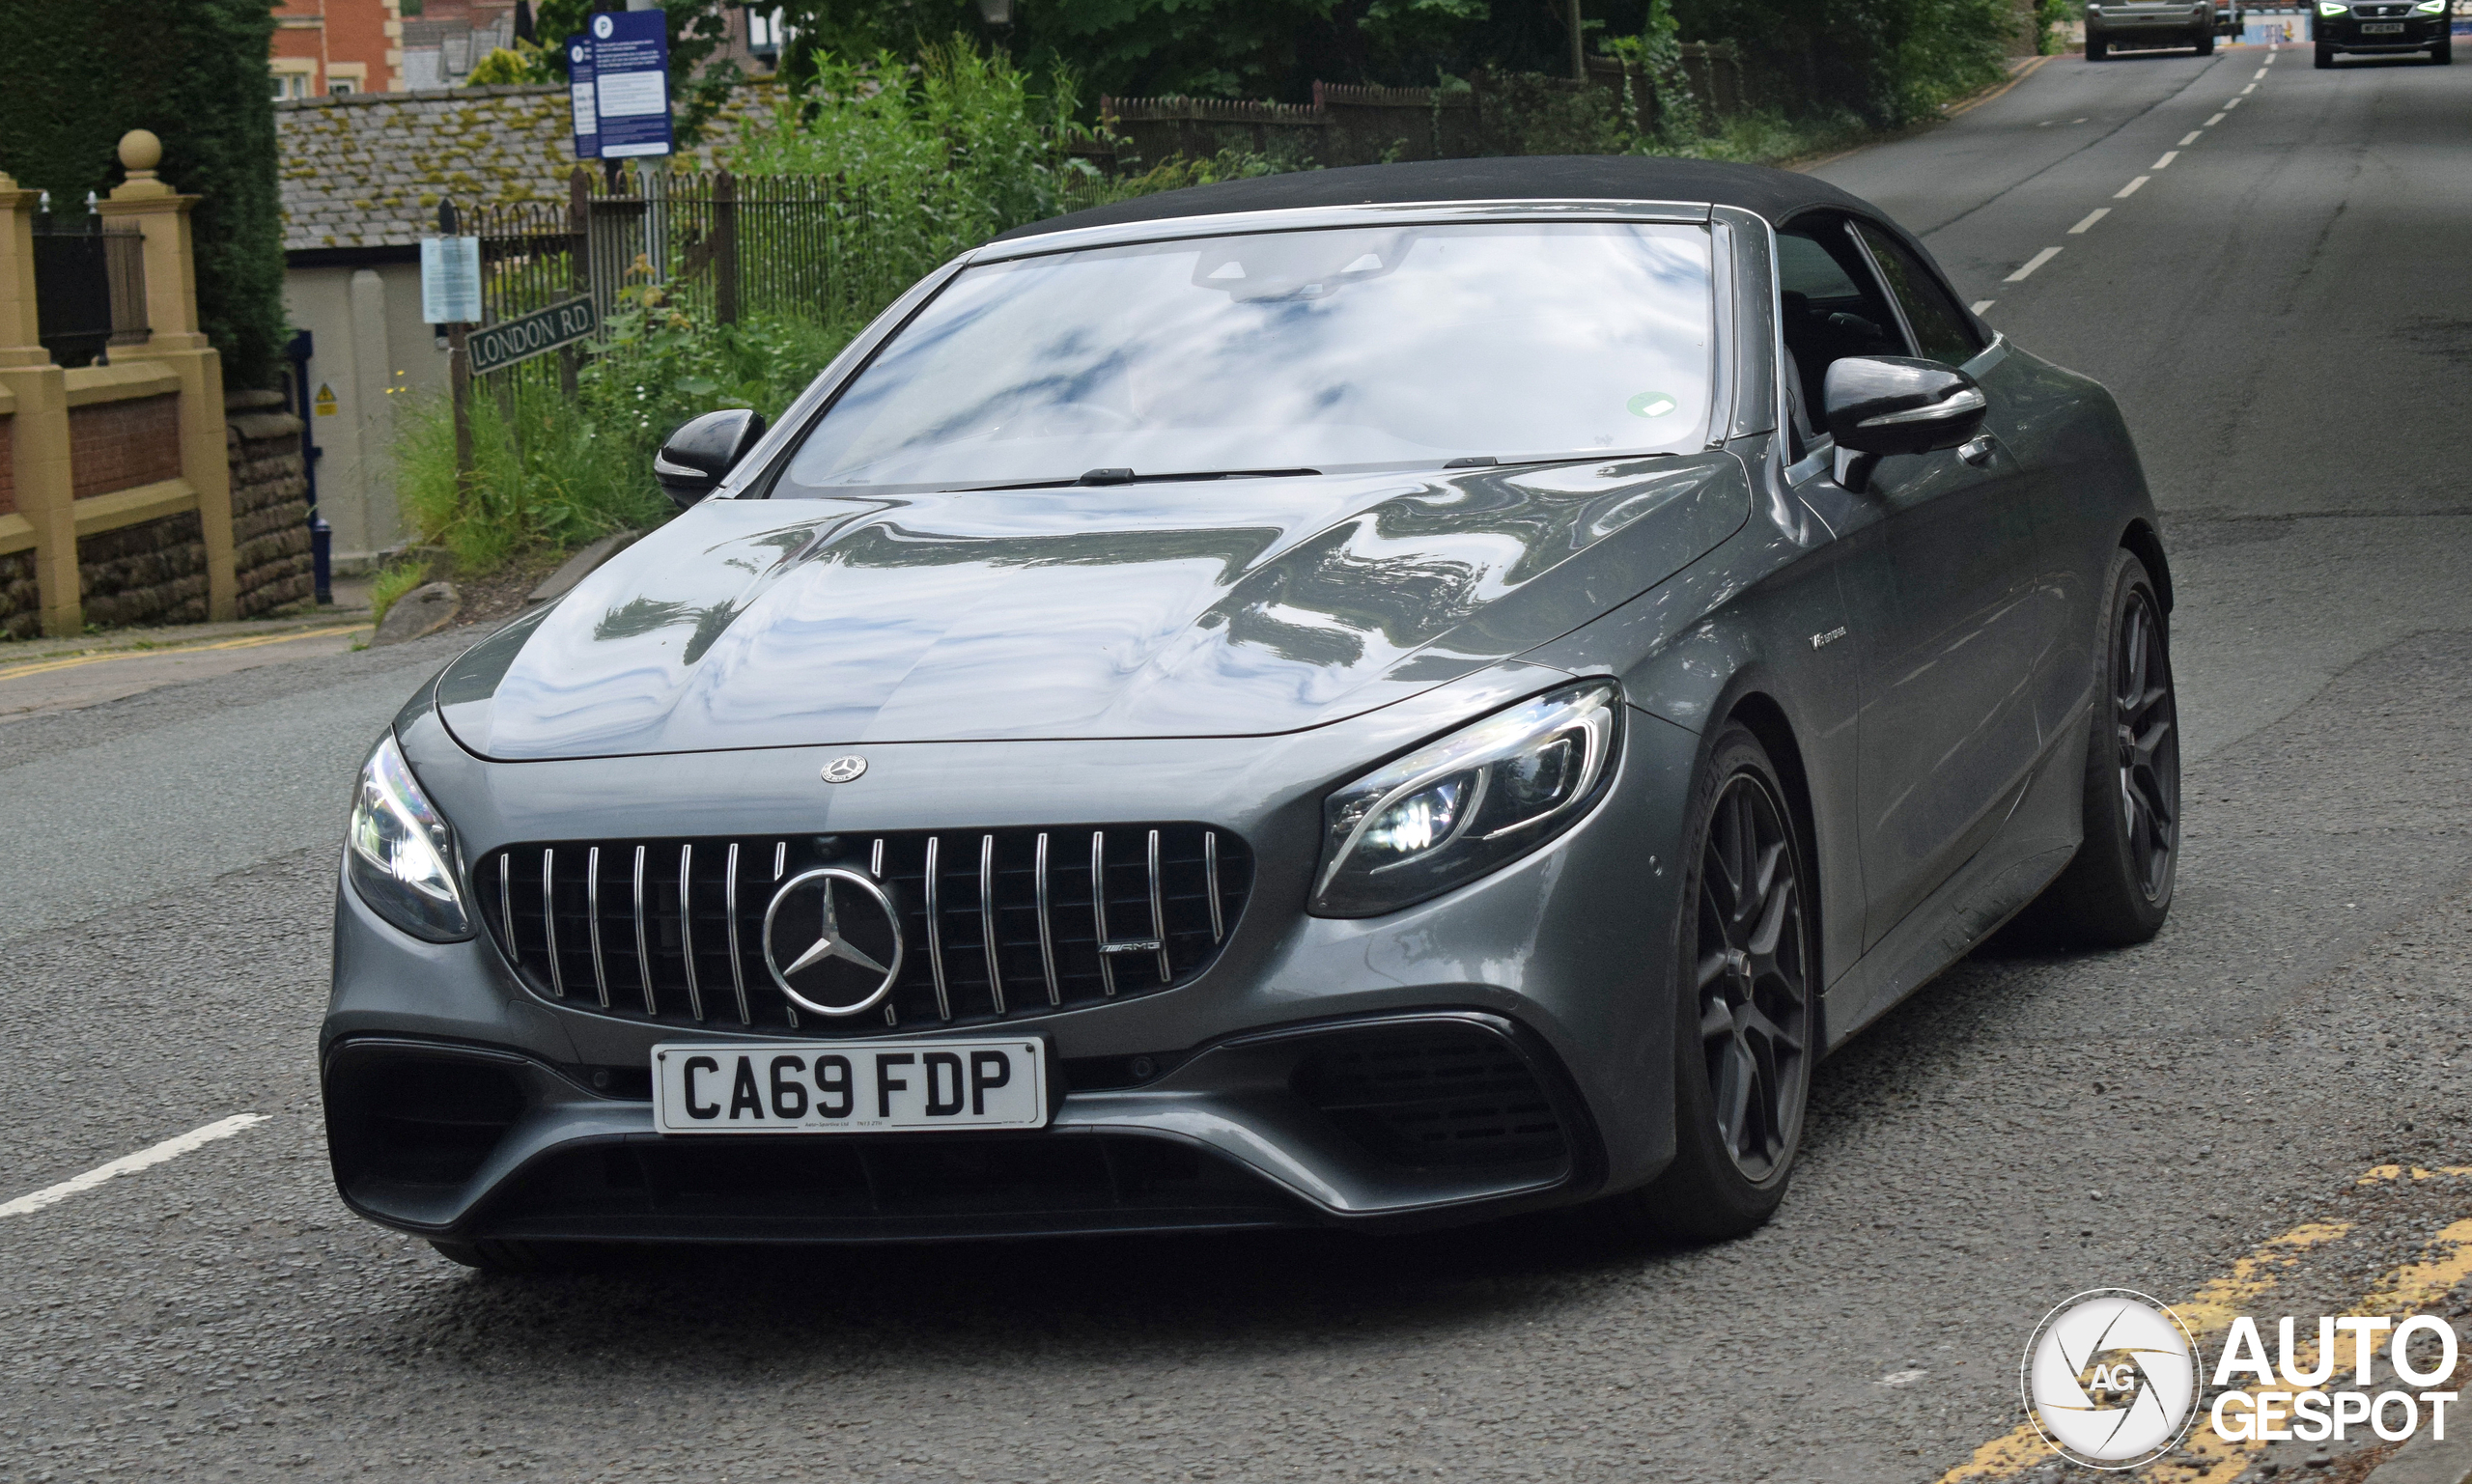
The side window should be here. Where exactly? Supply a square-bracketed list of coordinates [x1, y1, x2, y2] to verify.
[1774, 221, 1907, 452]
[1853, 222, 1984, 368]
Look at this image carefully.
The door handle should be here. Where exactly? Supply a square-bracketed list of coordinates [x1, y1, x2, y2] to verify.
[1958, 434, 1997, 468]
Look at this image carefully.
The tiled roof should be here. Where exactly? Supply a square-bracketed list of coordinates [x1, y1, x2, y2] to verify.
[274, 82, 779, 252]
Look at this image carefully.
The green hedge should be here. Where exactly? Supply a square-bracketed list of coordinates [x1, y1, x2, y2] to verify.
[0, 0, 288, 388]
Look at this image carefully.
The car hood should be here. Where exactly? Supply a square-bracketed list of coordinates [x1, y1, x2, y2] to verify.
[435, 456, 1749, 761]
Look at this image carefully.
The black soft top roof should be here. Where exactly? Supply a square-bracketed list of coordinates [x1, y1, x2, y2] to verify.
[994, 155, 1881, 243]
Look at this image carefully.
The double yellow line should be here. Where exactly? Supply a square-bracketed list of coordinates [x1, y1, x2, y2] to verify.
[1942, 1165, 2472, 1481]
[0, 623, 367, 686]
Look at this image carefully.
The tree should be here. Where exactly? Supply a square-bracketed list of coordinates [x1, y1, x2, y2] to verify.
[0, 0, 288, 387]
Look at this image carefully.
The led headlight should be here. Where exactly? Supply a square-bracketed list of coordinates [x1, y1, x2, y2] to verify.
[347, 733, 473, 941]
[2318, 2, 2346, 14]
[1312, 680, 1621, 917]
[2415, 2, 2444, 14]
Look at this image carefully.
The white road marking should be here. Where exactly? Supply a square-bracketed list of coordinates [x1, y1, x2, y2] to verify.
[0, 1114, 268, 1218]
[2207, 111, 2228, 125]
[2153, 150, 2179, 169]
[2116, 175, 2151, 198]
[2242, 82, 2258, 94]
[2068, 208, 2111, 235]
[2072, 117, 2088, 124]
[2255, 68, 2269, 78]
[1971, 299, 1995, 314]
[2039, 119, 2056, 126]
[2225, 96, 2244, 108]
[1878, 1369, 1929, 1387]
[2005, 247, 2063, 283]
[2179, 130, 2204, 146]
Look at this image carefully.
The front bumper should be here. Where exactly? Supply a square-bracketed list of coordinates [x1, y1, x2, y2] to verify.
[2315, 14, 2448, 48]
[323, 672, 1704, 1243]
[2088, 10, 2210, 38]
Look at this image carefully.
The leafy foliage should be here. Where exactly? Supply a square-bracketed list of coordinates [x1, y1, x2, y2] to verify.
[0, 0, 289, 387]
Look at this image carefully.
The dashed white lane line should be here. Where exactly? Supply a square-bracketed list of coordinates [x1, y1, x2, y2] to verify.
[2179, 129, 2204, 146]
[2068, 208, 2111, 234]
[2255, 67, 2270, 78]
[2117, 175, 2151, 198]
[2153, 150, 2180, 169]
[2242, 82, 2258, 94]
[2005, 246, 2063, 283]
[1971, 299, 1995, 314]
[0, 1114, 267, 1218]
[2207, 111, 2228, 125]
[2225, 95, 2244, 108]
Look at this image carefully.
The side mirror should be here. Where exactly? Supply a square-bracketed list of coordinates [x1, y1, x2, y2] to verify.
[1821, 356, 1987, 492]
[654, 407, 768, 510]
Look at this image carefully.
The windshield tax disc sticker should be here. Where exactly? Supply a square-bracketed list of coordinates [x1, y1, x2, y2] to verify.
[1627, 391, 1678, 418]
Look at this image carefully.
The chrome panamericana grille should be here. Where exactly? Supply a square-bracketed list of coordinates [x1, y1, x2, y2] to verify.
[481, 826, 1251, 1036]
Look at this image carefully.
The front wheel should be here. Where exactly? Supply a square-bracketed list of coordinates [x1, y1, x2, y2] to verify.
[2195, 28, 2216, 54]
[2317, 41, 2336, 67]
[1591, 723, 1816, 1243]
[2432, 37, 2452, 64]
[2088, 36, 2110, 59]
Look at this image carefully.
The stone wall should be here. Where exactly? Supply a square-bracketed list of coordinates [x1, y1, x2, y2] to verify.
[0, 548, 35, 640]
[226, 389, 315, 617]
[76, 511, 209, 630]
[0, 415, 14, 516]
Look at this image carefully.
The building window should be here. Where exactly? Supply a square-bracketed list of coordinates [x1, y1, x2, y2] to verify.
[329, 80, 355, 95]
[271, 70, 314, 100]
[747, 5, 786, 54]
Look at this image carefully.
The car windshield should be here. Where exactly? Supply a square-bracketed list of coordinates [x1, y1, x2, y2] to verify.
[774, 220, 1715, 495]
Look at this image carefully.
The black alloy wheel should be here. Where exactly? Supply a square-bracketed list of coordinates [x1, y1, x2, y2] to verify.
[1594, 723, 1815, 1243]
[2111, 584, 2178, 906]
[2027, 549, 2180, 947]
[1693, 770, 1812, 1184]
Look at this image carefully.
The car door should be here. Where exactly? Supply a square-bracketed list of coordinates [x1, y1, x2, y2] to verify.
[1774, 215, 2052, 950]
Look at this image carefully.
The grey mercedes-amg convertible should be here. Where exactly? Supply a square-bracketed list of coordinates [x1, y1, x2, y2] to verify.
[325, 156, 2179, 1268]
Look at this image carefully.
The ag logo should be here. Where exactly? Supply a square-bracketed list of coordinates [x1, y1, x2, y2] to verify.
[760, 868, 905, 1017]
[2023, 1289, 2200, 1470]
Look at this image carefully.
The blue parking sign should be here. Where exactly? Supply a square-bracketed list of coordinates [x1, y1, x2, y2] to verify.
[565, 35, 599, 157]
[590, 10, 672, 159]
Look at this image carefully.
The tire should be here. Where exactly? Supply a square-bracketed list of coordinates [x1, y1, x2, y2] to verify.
[2317, 42, 2336, 67]
[2195, 28, 2216, 54]
[2433, 38, 2452, 64]
[2038, 549, 2180, 947]
[2087, 36, 2109, 59]
[1591, 723, 1817, 1243]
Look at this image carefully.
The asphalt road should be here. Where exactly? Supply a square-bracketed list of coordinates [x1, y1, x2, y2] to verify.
[6, 43, 2472, 1484]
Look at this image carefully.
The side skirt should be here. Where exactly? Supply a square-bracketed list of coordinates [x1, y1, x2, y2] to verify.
[1817, 700, 2090, 1052]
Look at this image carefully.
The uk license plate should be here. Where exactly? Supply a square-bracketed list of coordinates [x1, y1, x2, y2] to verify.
[2363, 21, 2405, 31]
[652, 1037, 1048, 1134]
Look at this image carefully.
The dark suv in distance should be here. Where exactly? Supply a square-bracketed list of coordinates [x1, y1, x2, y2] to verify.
[2313, 0, 2454, 65]
[2086, 0, 2239, 57]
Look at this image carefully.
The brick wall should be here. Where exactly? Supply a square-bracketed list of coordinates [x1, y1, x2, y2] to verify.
[69, 395, 183, 500]
[75, 511, 209, 629]
[226, 390, 316, 617]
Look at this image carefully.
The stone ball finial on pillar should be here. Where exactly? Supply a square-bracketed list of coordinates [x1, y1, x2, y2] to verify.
[118, 129, 163, 178]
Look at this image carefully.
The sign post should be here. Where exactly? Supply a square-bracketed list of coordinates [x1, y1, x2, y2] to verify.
[420, 200, 483, 493]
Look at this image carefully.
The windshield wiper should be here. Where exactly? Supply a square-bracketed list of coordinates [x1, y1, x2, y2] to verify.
[950, 466, 1322, 492]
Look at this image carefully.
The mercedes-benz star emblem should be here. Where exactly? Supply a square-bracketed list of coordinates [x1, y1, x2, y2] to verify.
[760, 868, 905, 1017]
[821, 755, 867, 784]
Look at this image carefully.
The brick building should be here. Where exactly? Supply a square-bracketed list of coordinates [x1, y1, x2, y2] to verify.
[269, 0, 407, 99]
